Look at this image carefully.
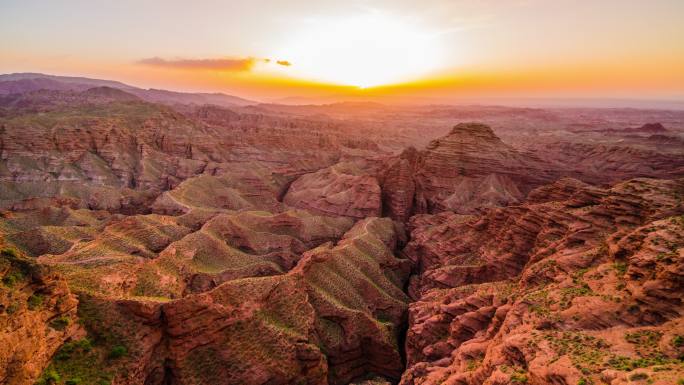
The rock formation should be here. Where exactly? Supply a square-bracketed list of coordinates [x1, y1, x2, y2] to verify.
[401, 178, 684, 385]
[31, 218, 410, 385]
[381, 122, 684, 220]
[284, 162, 382, 219]
[0, 248, 80, 385]
[0, 87, 383, 212]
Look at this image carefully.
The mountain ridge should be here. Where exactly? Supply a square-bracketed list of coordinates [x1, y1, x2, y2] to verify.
[0, 72, 258, 107]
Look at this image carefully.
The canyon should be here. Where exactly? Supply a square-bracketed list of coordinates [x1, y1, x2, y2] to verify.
[0, 74, 683, 385]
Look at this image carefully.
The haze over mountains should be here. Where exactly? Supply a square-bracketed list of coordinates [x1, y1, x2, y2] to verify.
[0, 73, 683, 385]
[3, 73, 683, 110]
[0, 73, 257, 107]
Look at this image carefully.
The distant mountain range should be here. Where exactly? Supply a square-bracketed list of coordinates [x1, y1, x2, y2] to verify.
[0, 72, 258, 107]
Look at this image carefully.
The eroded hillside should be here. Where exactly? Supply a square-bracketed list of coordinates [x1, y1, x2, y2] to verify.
[1, 78, 683, 385]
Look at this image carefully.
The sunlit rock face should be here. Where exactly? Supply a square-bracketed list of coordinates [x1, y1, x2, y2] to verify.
[0, 88, 383, 212]
[400, 178, 684, 385]
[0, 249, 80, 385]
[379, 122, 554, 219]
[380, 122, 684, 220]
[283, 162, 383, 220]
[36, 218, 409, 385]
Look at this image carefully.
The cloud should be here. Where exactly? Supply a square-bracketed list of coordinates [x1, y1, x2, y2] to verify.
[137, 57, 257, 71]
[137, 56, 293, 71]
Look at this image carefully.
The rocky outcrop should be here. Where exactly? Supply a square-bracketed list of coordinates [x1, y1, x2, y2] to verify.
[155, 218, 408, 385]
[380, 147, 419, 222]
[380, 122, 684, 220]
[33, 209, 353, 299]
[379, 122, 557, 218]
[150, 165, 288, 215]
[0, 248, 80, 385]
[0, 88, 386, 212]
[141, 210, 354, 297]
[401, 178, 684, 385]
[39, 218, 410, 385]
[533, 141, 684, 184]
[284, 162, 382, 219]
[633, 122, 667, 133]
[412, 122, 551, 214]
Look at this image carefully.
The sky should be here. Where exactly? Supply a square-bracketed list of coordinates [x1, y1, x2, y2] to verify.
[1, 0, 684, 104]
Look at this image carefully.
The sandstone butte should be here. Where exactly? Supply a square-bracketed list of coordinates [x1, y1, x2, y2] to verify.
[0, 83, 683, 385]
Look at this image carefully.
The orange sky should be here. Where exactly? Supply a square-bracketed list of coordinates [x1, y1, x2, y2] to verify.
[1, 0, 683, 104]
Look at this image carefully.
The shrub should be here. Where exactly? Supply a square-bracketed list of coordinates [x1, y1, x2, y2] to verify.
[6, 302, 19, 314]
[511, 372, 528, 383]
[50, 316, 70, 331]
[77, 337, 93, 351]
[28, 294, 44, 310]
[55, 338, 93, 360]
[38, 368, 61, 385]
[466, 358, 482, 371]
[559, 284, 593, 308]
[109, 345, 128, 359]
[614, 262, 628, 275]
[1, 247, 18, 258]
[607, 355, 672, 371]
[2, 271, 24, 287]
[628, 372, 648, 381]
[673, 335, 683, 348]
[625, 330, 661, 347]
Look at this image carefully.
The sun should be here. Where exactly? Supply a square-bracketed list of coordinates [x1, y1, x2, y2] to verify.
[273, 14, 445, 88]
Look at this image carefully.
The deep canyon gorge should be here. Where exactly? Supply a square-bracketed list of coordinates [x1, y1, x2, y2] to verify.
[0, 74, 683, 385]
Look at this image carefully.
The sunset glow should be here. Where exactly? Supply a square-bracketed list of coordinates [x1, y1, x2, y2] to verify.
[271, 14, 445, 88]
[1, 0, 683, 105]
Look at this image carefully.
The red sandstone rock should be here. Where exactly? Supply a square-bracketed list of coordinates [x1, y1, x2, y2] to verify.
[401, 178, 684, 385]
[284, 162, 382, 219]
[63, 218, 409, 385]
[0, 248, 80, 385]
[381, 123, 684, 220]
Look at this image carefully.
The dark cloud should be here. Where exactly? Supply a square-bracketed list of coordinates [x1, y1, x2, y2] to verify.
[137, 57, 257, 71]
[276, 60, 292, 67]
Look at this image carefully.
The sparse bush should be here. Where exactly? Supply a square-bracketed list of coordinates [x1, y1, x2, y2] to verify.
[629, 372, 648, 381]
[607, 355, 672, 371]
[37, 368, 61, 385]
[2, 270, 24, 287]
[1, 247, 19, 258]
[78, 337, 93, 352]
[559, 283, 593, 308]
[56, 338, 93, 360]
[466, 358, 483, 371]
[673, 335, 683, 348]
[614, 262, 628, 275]
[511, 371, 528, 383]
[625, 330, 661, 347]
[108, 345, 128, 359]
[6, 302, 19, 314]
[49, 316, 70, 330]
[28, 293, 44, 310]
